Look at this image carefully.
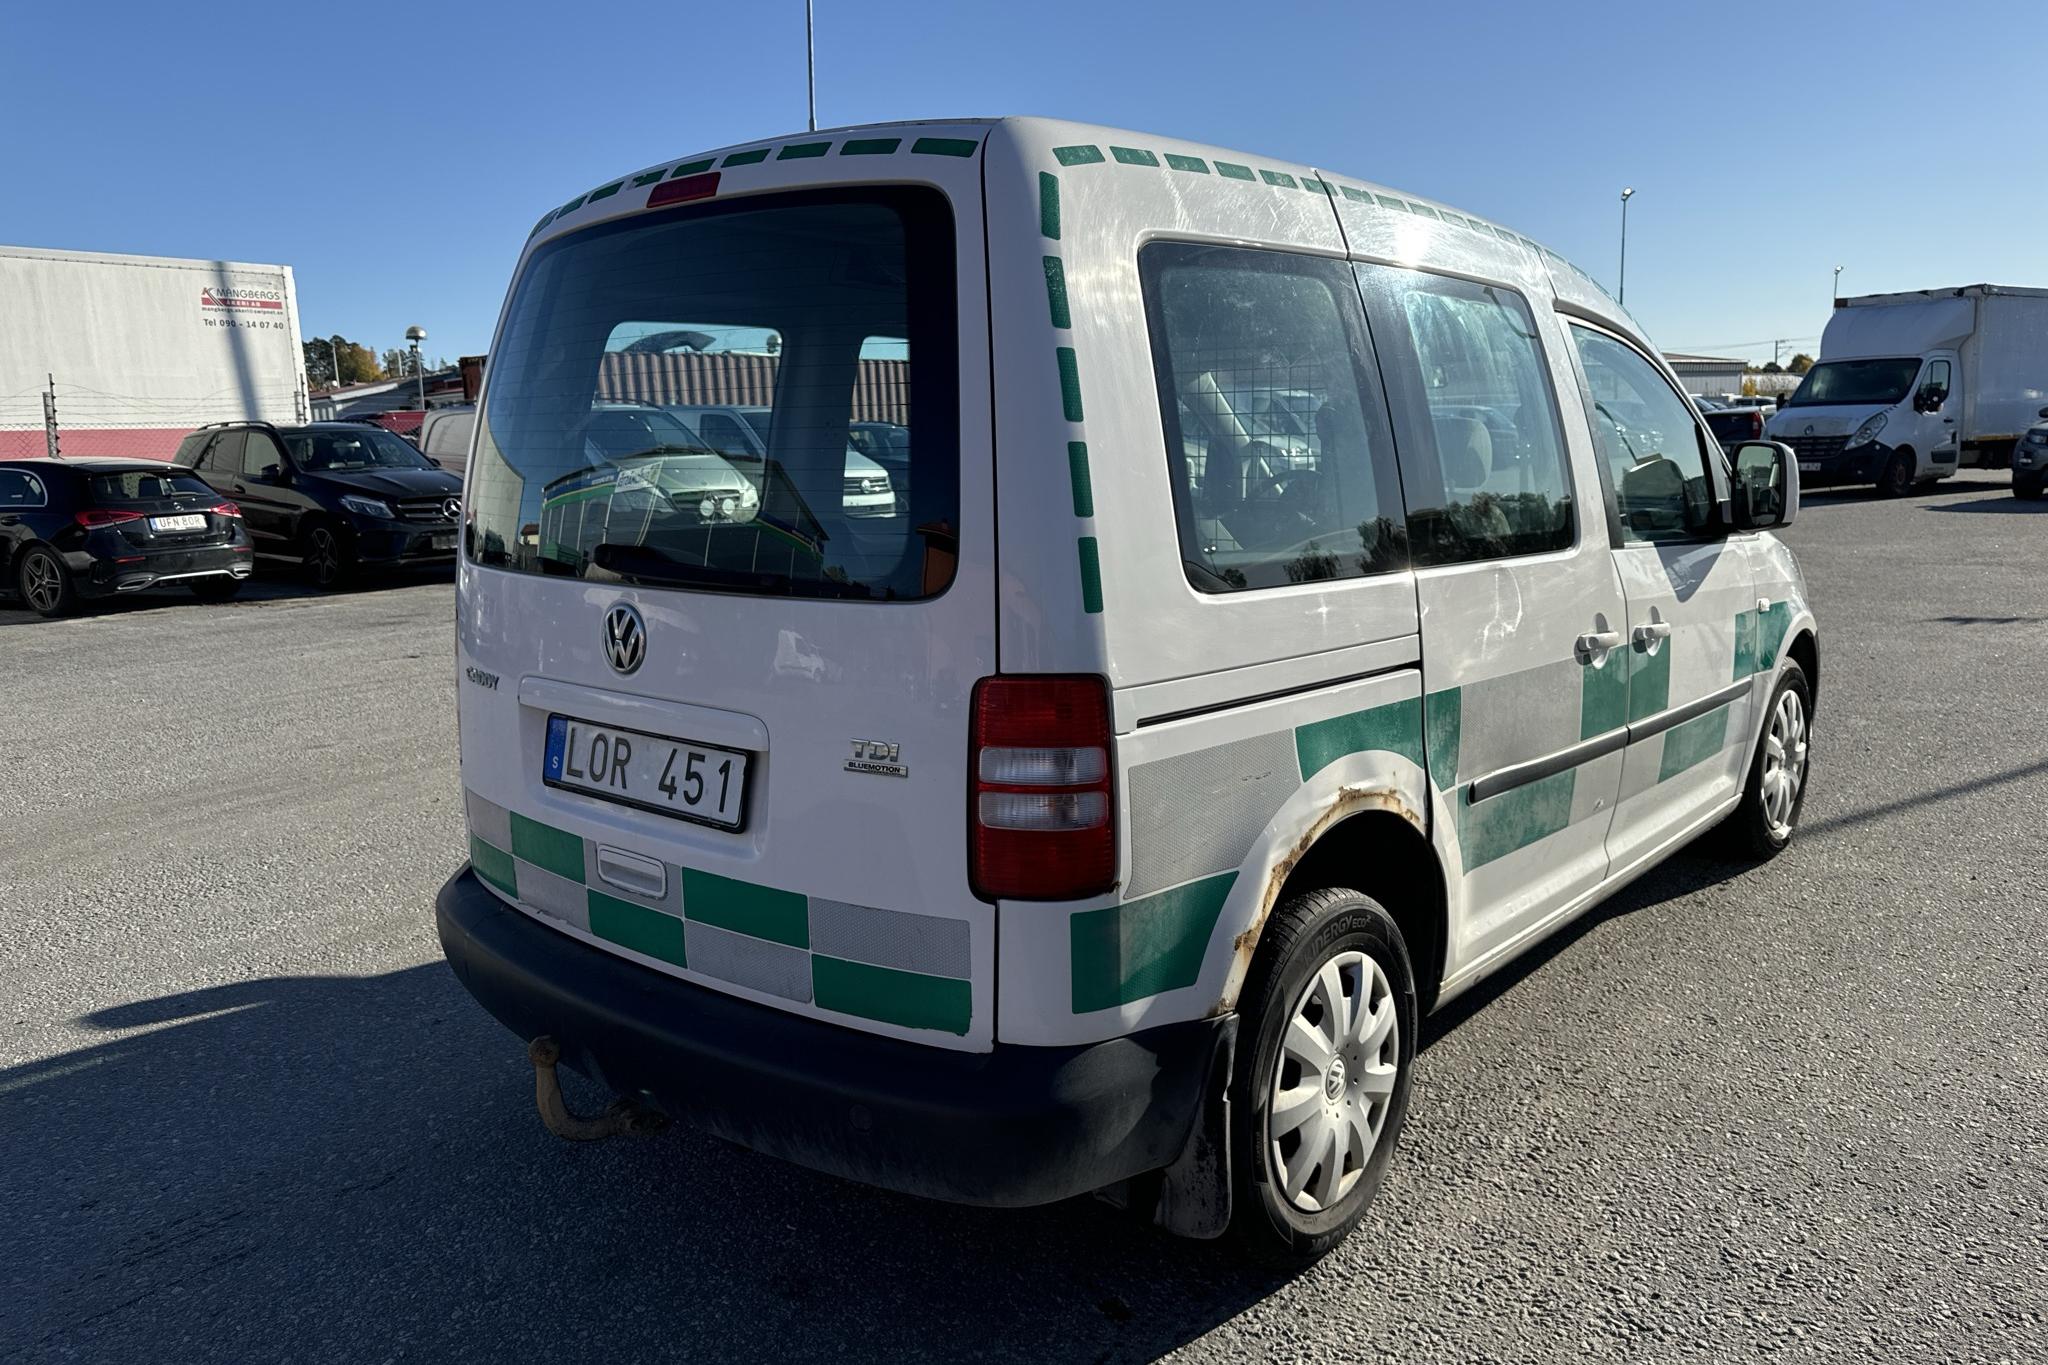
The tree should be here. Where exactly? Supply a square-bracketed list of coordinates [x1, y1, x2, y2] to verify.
[303, 336, 383, 386]
[1788, 353, 1815, 374]
[1761, 360, 1783, 374]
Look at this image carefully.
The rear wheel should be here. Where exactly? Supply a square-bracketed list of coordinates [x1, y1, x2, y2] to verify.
[2015, 473, 2043, 500]
[16, 545, 75, 618]
[301, 521, 352, 589]
[189, 576, 244, 601]
[1878, 449, 1915, 497]
[1231, 886, 1416, 1261]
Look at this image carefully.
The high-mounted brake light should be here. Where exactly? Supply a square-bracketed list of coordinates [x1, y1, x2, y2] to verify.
[970, 676, 1115, 901]
[75, 507, 144, 528]
[647, 172, 721, 209]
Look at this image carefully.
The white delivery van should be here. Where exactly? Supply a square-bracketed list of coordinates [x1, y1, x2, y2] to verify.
[437, 118, 1819, 1257]
[1767, 284, 2048, 495]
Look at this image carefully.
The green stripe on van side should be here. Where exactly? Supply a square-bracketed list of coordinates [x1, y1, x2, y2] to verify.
[1425, 686, 1462, 791]
[1056, 347, 1084, 421]
[1259, 170, 1298, 188]
[1627, 645, 1671, 723]
[1038, 172, 1060, 239]
[1067, 442, 1094, 517]
[470, 836, 518, 898]
[1294, 696, 1424, 781]
[1053, 144, 1105, 165]
[630, 171, 666, 188]
[1071, 872, 1235, 1013]
[776, 141, 831, 159]
[814, 956, 970, 1035]
[1658, 705, 1730, 782]
[1340, 185, 1373, 203]
[722, 148, 770, 166]
[1458, 770, 1575, 872]
[1580, 654, 1628, 740]
[1164, 153, 1209, 173]
[1042, 256, 1071, 329]
[588, 891, 687, 968]
[911, 137, 976, 157]
[586, 181, 625, 202]
[1733, 609, 1760, 681]
[671, 158, 716, 176]
[681, 868, 808, 948]
[1109, 146, 1158, 166]
[840, 137, 901, 156]
[1214, 161, 1256, 181]
[509, 812, 584, 884]
[1756, 601, 1791, 670]
[1077, 538, 1104, 614]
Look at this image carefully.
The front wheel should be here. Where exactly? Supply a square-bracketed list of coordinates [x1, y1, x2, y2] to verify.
[16, 545, 76, 617]
[1231, 887, 1416, 1260]
[2015, 473, 2043, 500]
[1878, 450, 1915, 498]
[1723, 659, 1813, 859]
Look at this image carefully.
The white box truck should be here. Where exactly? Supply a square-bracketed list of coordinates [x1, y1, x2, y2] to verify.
[0, 244, 307, 461]
[1765, 284, 2048, 495]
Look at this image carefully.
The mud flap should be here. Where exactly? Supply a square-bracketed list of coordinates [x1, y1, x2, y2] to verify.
[1143, 1015, 1237, 1239]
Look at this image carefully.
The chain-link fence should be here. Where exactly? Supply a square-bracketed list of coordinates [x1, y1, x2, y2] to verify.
[0, 377, 305, 461]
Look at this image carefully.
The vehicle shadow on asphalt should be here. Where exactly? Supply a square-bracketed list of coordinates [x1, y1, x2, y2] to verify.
[0, 568, 452, 628]
[4, 964, 1292, 1363]
[1919, 493, 2048, 514]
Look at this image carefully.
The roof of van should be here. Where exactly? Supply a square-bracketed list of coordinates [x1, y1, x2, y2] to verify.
[521, 115, 1630, 332]
[1840, 284, 2048, 306]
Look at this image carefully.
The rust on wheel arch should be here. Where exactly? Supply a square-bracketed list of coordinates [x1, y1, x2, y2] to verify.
[1213, 783, 1426, 1017]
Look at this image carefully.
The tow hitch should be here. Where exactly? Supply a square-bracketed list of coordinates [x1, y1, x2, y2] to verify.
[527, 1036, 669, 1142]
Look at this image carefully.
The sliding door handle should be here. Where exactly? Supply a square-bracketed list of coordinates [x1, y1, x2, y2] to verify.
[1574, 629, 1623, 663]
[1632, 621, 1673, 649]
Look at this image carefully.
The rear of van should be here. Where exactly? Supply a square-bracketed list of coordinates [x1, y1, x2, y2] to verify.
[435, 120, 1226, 1208]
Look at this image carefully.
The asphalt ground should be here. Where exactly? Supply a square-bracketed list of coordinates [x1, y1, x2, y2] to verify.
[5, 474, 2045, 1363]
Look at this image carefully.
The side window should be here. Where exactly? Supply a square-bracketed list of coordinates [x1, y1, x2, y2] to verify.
[1568, 326, 1716, 544]
[1139, 242, 1406, 593]
[1357, 266, 1575, 566]
[1923, 359, 1951, 404]
[425, 411, 475, 458]
[696, 413, 757, 458]
[242, 432, 287, 479]
[173, 432, 212, 468]
[207, 430, 247, 479]
[0, 469, 49, 508]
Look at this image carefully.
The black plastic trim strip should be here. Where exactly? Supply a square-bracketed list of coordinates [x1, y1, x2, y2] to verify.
[1466, 727, 1627, 804]
[1626, 677, 1754, 745]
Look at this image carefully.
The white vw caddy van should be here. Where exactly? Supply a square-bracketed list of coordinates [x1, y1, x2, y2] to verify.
[438, 118, 1819, 1257]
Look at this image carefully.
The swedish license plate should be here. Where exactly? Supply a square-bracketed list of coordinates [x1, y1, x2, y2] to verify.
[544, 715, 749, 829]
[1798, 462, 1820, 473]
[151, 514, 206, 532]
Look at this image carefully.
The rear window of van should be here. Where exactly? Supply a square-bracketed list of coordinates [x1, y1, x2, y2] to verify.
[466, 187, 959, 601]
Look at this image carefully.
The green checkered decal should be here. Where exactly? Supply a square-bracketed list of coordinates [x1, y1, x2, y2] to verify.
[465, 792, 973, 1035]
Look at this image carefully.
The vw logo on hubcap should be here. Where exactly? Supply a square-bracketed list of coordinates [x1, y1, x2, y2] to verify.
[603, 603, 645, 676]
[1324, 1058, 1347, 1101]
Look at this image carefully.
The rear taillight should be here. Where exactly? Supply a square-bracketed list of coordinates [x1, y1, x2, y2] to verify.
[1749, 411, 1764, 438]
[211, 501, 242, 518]
[970, 675, 1115, 901]
[74, 508, 144, 528]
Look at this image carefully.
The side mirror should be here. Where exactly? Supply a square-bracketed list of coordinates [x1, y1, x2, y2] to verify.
[1731, 441, 1799, 530]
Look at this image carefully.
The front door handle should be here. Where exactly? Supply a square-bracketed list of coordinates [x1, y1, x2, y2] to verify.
[1574, 629, 1623, 664]
[1632, 621, 1674, 649]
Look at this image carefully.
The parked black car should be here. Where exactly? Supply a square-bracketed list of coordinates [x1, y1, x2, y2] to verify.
[0, 458, 252, 617]
[177, 422, 463, 588]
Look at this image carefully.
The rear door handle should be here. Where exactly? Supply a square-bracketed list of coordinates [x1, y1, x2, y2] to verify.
[1632, 621, 1673, 649]
[1574, 629, 1623, 663]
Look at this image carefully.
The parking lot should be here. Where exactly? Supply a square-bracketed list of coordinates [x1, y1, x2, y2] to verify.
[6, 472, 2046, 1363]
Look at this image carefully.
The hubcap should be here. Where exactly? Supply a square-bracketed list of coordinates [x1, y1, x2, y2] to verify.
[22, 553, 59, 611]
[1760, 688, 1809, 839]
[310, 530, 337, 578]
[1268, 950, 1399, 1214]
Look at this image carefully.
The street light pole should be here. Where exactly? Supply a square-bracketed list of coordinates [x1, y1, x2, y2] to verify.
[805, 0, 816, 132]
[330, 335, 346, 386]
[1618, 187, 1635, 307]
[405, 324, 428, 410]
[1833, 264, 1843, 305]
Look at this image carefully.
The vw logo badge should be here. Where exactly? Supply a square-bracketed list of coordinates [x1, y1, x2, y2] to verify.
[1803, 425, 1815, 437]
[603, 603, 645, 676]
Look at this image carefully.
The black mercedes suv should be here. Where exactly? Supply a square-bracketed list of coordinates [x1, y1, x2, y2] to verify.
[178, 422, 463, 588]
[1, 458, 252, 617]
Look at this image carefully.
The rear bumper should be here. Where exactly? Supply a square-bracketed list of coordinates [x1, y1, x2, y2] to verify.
[436, 867, 1232, 1207]
[74, 542, 251, 596]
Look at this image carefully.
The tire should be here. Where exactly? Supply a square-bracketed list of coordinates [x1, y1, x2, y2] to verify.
[1723, 659, 1813, 860]
[1231, 886, 1417, 1261]
[189, 576, 244, 601]
[15, 544, 76, 618]
[2015, 473, 2043, 500]
[300, 521, 352, 589]
[1878, 449, 1915, 498]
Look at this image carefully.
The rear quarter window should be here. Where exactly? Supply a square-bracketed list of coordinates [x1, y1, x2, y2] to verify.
[467, 186, 958, 602]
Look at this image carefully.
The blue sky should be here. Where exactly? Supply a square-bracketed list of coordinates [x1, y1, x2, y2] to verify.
[6, 0, 2041, 366]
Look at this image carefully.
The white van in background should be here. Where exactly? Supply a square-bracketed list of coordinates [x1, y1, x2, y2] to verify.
[436, 117, 1819, 1258]
[1768, 285, 2048, 495]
